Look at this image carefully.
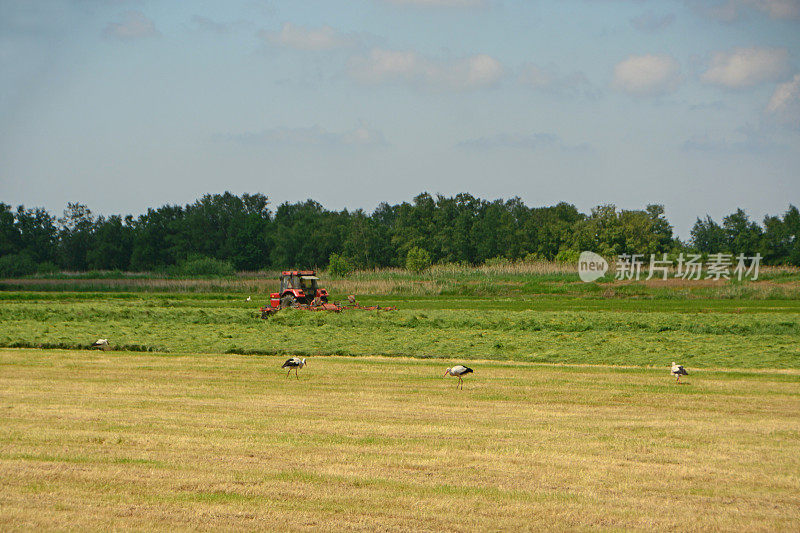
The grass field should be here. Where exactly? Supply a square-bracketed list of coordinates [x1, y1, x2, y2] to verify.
[1, 292, 800, 369]
[1, 350, 799, 531]
[1, 269, 799, 530]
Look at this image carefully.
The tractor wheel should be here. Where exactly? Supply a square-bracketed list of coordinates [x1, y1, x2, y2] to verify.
[280, 294, 296, 308]
[320, 296, 328, 304]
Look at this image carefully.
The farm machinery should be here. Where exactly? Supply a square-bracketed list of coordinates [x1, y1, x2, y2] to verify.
[275, 270, 329, 307]
[259, 270, 395, 318]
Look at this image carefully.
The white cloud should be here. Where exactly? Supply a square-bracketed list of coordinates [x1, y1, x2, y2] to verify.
[348, 48, 504, 90]
[103, 11, 159, 40]
[612, 54, 681, 96]
[519, 64, 553, 89]
[767, 73, 800, 111]
[692, 0, 800, 21]
[519, 63, 599, 98]
[766, 73, 800, 127]
[464, 54, 504, 86]
[342, 122, 388, 146]
[216, 123, 387, 148]
[262, 22, 354, 51]
[701, 47, 791, 88]
[350, 49, 418, 82]
[751, 0, 800, 18]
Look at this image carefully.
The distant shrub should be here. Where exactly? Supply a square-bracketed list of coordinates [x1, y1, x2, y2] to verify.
[36, 261, 59, 275]
[405, 247, 431, 273]
[523, 252, 543, 263]
[0, 253, 37, 278]
[178, 255, 235, 276]
[485, 256, 511, 267]
[554, 249, 581, 264]
[327, 253, 354, 278]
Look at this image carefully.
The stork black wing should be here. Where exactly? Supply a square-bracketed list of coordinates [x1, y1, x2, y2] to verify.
[463, 367, 473, 374]
[282, 358, 298, 368]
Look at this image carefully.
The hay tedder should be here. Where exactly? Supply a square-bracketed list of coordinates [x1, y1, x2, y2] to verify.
[260, 270, 396, 319]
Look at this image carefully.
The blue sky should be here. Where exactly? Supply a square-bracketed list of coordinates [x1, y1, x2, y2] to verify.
[1, 0, 799, 238]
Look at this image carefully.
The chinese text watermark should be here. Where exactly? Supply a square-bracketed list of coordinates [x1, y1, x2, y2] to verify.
[579, 252, 762, 282]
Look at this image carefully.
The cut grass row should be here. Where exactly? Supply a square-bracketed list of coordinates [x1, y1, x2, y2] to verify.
[1, 294, 799, 368]
[1, 350, 798, 531]
[3, 290, 800, 312]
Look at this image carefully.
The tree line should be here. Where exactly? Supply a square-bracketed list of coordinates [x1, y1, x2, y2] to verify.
[0, 192, 798, 275]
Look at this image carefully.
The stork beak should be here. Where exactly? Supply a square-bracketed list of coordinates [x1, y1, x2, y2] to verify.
[443, 369, 450, 377]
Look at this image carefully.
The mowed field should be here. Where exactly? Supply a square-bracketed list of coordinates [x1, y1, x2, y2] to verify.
[1, 350, 799, 531]
[1, 292, 800, 368]
[1, 285, 800, 530]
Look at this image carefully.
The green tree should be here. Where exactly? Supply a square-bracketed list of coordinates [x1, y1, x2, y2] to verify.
[405, 246, 431, 273]
[722, 208, 762, 256]
[327, 253, 353, 277]
[691, 216, 726, 253]
[0, 252, 37, 277]
[57, 203, 94, 270]
[762, 205, 800, 265]
[88, 215, 134, 270]
[129, 205, 185, 271]
[0, 203, 21, 257]
[178, 255, 235, 276]
[15, 206, 58, 264]
[645, 204, 674, 251]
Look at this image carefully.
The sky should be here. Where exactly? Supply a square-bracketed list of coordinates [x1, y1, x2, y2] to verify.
[1, 0, 799, 239]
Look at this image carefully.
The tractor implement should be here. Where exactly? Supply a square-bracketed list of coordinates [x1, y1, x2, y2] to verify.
[259, 272, 396, 319]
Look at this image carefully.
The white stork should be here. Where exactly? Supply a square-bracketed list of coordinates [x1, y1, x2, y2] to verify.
[91, 339, 110, 351]
[246, 296, 251, 302]
[444, 365, 473, 390]
[671, 362, 688, 383]
[282, 357, 306, 379]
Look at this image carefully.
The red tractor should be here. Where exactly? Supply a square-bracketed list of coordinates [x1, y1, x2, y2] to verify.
[269, 270, 329, 309]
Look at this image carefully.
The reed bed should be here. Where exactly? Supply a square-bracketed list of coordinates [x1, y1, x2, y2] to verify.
[3, 262, 799, 298]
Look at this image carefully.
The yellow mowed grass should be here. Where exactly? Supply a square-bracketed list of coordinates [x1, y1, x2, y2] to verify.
[1, 349, 799, 531]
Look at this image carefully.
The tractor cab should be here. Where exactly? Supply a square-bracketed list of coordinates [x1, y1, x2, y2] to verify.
[280, 273, 318, 293]
[273, 270, 329, 307]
